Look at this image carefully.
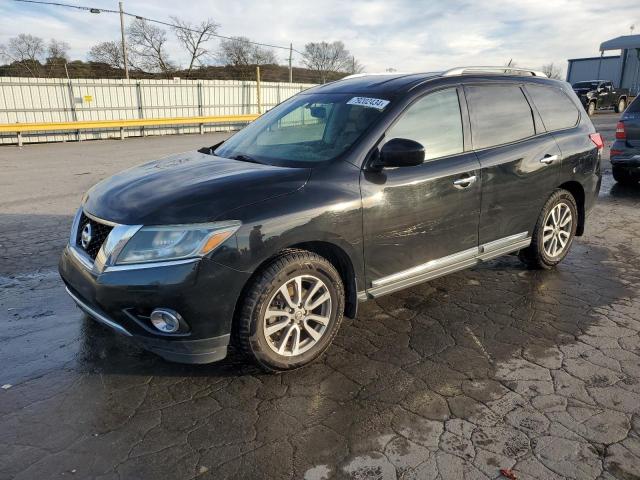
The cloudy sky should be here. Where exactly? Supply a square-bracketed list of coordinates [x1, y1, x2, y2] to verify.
[1, 0, 639, 75]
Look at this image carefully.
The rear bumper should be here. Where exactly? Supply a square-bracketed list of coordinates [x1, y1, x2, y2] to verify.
[610, 141, 640, 167]
[59, 245, 249, 364]
[610, 156, 640, 168]
[610, 144, 640, 178]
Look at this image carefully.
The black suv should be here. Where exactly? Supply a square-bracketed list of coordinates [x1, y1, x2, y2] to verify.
[611, 95, 640, 184]
[59, 67, 603, 371]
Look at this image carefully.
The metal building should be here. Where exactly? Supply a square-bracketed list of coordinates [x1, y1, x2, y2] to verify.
[566, 34, 640, 95]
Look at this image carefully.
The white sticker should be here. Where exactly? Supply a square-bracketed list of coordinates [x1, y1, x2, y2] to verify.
[347, 97, 390, 110]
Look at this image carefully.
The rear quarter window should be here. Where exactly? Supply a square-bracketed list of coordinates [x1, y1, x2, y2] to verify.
[465, 85, 535, 150]
[526, 84, 580, 131]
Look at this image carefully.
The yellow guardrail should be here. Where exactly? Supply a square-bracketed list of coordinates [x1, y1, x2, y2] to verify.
[0, 114, 260, 146]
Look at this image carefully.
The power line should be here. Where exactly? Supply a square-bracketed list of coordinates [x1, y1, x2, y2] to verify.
[13, 0, 305, 55]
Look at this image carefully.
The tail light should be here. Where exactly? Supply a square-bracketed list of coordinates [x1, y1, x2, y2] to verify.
[615, 121, 626, 140]
[589, 133, 604, 150]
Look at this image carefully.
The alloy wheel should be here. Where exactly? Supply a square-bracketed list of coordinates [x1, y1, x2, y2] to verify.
[542, 202, 573, 258]
[262, 275, 332, 357]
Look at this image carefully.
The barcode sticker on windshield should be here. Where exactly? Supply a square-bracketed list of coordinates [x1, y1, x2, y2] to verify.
[347, 97, 390, 110]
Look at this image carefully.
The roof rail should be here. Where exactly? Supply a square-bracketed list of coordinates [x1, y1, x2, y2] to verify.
[342, 72, 411, 79]
[442, 66, 548, 78]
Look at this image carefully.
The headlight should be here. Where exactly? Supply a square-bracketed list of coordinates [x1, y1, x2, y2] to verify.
[115, 221, 240, 265]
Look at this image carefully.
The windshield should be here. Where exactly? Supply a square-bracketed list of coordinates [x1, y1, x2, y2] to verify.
[214, 93, 389, 166]
[573, 82, 599, 89]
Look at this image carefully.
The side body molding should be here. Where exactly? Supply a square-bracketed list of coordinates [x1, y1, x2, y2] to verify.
[364, 232, 531, 298]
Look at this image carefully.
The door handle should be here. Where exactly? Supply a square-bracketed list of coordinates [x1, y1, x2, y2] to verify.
[540, 154, 559, 165]
[453, 175, 477, 188]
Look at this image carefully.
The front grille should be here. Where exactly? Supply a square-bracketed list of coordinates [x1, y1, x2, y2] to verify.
[75, 212, 113, 260]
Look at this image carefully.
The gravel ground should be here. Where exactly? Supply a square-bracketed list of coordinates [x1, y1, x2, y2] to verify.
[1, 114, 640, 479]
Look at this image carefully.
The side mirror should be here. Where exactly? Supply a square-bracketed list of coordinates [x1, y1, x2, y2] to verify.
[375, 138, 425, 169]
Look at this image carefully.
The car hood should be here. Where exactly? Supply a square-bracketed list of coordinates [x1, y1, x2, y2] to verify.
[83, 151, 311, 225]
[573, 88, 592, 96]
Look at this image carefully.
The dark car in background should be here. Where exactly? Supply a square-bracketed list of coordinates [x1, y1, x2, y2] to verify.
[611, 95, 640, 184]
[59, 67, 603, 371]
[572, 80, 630, 116]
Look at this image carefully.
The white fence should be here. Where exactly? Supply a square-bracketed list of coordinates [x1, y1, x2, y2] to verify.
[0, 77, 316, 144]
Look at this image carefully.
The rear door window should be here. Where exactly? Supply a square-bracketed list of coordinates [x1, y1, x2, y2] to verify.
[526, 84, 580, 131]
[385, 88, 464, 161]
[465, 85, 535, 150]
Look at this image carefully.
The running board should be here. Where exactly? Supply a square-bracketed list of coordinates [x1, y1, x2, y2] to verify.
[365, 232, 530, 298]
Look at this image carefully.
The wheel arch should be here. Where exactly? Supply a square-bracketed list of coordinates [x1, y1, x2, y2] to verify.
[287, 241, 358, 319]
[559, 181, 586, 236]
[231, 241, 359, 339]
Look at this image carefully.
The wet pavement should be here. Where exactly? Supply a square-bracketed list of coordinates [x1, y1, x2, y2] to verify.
[1, 115, 640, 479]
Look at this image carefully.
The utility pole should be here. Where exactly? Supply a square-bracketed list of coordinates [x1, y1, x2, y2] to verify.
[256, 66, 262, 114]
[288, 43, 293, 83]
[119, 1, 129, 80]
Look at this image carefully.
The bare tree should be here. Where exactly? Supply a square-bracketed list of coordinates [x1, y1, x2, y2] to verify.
[127, 18, 174, 76]
[6, 34, 45, 63]
[0, 34, 45, 76]
[347, 57, 365, 75]
[541, 62, 563, 80]
[217, 36, 277, 66]
[217, 37, 251, 66]
[302, 41, 352, 83]
[46, 39, 70, 62]
[171, 17, 219, 76]
[252, 45, 277, 65]
[88, 41, 125, 69]
[43, 39, 71, 77]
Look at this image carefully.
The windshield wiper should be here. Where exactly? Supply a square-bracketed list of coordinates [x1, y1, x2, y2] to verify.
[229, 154, 262, 164]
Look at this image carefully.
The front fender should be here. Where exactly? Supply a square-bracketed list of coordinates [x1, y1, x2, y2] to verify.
[208, 163, 365, 287]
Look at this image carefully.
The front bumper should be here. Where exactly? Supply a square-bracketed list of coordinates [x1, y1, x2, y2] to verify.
[59, 245, 250, 364]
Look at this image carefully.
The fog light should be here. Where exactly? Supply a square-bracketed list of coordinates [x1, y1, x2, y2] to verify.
[150, 308, 182, 333]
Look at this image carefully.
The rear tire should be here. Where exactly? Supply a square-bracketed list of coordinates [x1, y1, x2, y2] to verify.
[519, 189, 578, 270]
[237, 249, 345, 372]
[612, 166, 638, 185]
[587, 101, 596, 116]
[615, 98, 626, 114]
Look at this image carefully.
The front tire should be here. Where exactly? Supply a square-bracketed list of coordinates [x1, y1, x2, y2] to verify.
[587, 101, 596, 116]
[615, 98, 626, 114]
[519, 189, 578, 270]
[237, 249, 345, 372]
